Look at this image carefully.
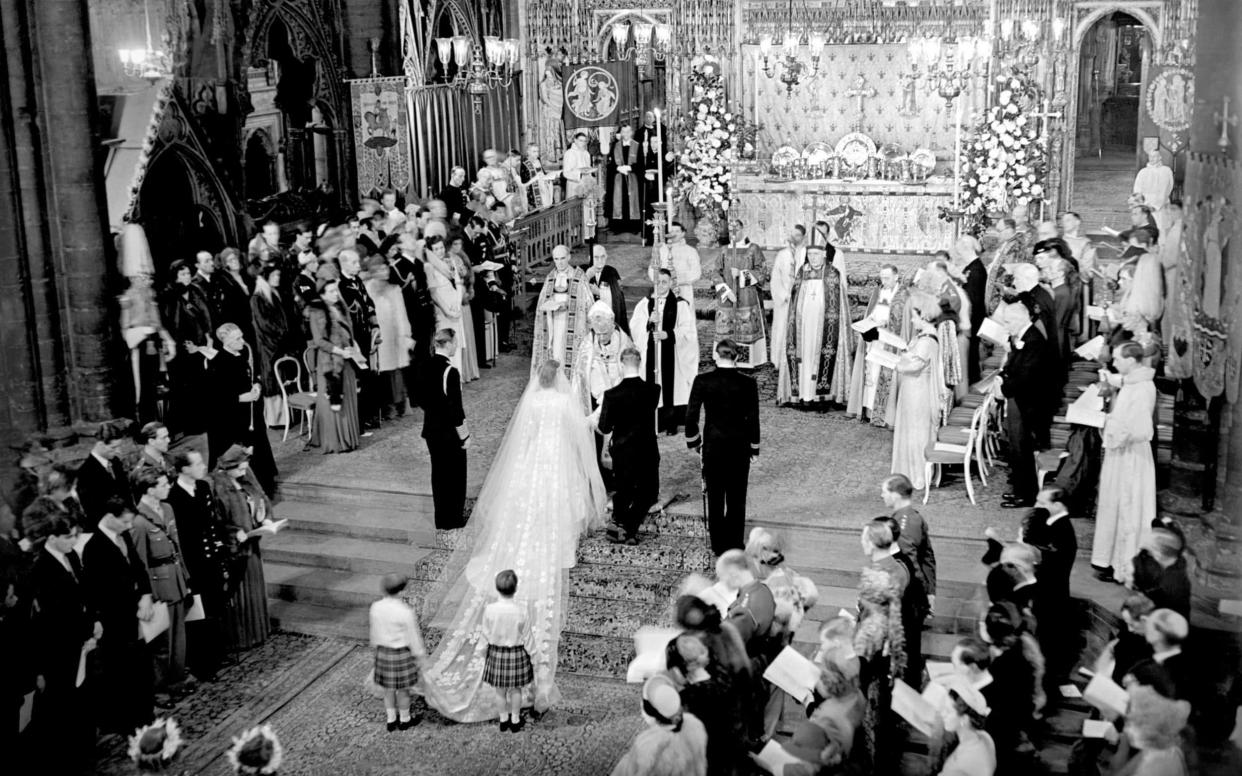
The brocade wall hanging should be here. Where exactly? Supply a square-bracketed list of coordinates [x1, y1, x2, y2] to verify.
[350, 77, 413, 198]
[742, 43, 985, 166]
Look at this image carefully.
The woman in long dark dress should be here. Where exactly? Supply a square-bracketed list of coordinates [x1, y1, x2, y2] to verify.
[308, 280, 361, 453]
[206, 322, 278, 494]
[214, 247, 256, 343]
[209, 444, 271, 650]
[250, 264, 292, 428]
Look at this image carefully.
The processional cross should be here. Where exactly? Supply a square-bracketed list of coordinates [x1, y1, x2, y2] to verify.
[844, 75, 877, 131]
[1028, 98, 1065, 219]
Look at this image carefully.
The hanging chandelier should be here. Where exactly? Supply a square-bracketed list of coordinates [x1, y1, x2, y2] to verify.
[757, 0, 824, 96]
[907, 35, 991, 109]
[436, 34, 520, 112]
[118, 0, 171, 84]
[611, 17, 674, 78]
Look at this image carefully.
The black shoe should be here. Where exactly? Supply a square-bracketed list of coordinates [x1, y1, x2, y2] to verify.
[606, 527, 625, 544]
[509, 718, 525, 732]
[399, 715, 419, 730]
[1094, 567, 1116, 582]
[387, 720, 399, 732]
[1001, 499, 1032, 509]
[499, 719, 511, 732]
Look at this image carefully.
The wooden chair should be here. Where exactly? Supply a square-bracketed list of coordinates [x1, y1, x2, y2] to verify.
[922, 401, 987, 506]
[274, 355, 316, 441]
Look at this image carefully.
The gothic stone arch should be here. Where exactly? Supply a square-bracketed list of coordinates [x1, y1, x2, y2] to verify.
[246, 0, 353, 207]
[1056, 2, 1165, 212]
[133, 93, 245, 270]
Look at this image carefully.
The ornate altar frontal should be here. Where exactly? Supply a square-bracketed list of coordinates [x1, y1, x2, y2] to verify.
[734, 175, 955, 253]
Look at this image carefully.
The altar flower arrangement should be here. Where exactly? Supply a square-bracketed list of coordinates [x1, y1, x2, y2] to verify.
[955, 70, 1047, 233]
[676, 62, 737, 217]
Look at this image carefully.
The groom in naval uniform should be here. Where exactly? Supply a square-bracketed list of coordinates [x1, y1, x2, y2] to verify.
[598, 347, 661, 546]
[416, 329, 470, 529]
[685, 339, 761, 555]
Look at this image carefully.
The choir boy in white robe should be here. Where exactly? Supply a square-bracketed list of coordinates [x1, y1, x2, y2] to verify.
[631, 269, 699, 433]
[768, 224, 807, 361]
[651, 222, 702, 312]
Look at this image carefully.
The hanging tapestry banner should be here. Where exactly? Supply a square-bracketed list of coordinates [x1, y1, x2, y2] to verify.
[349, 77, 412, 197]
[561, 60, 637, 130]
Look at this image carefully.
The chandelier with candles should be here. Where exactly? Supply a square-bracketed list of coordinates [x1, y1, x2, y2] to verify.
[117, 0, 171, 85]
[435, 34, 521, 112]
[756, 0, 823, 96]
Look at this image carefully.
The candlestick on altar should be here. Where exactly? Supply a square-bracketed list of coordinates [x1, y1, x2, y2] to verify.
[654, 107, 670, 229]
[952, 97, 964, 208]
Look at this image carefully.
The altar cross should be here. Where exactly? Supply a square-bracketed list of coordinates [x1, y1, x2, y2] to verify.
[845, 75, 878, 131]
[1029, 99, 1065, 219]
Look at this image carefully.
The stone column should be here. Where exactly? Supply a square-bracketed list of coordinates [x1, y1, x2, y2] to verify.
[29, 0, 116, 423]
[0, 0, 73, 437]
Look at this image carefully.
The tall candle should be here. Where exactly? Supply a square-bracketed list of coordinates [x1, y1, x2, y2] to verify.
[654, 107, 667, 227]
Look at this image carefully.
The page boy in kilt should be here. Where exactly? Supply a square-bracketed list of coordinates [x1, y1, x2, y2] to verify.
[369, 574, 428, 732]
[481, 569, 534, 732]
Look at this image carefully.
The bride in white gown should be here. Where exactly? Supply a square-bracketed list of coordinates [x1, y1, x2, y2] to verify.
[419, 359, 606, 722]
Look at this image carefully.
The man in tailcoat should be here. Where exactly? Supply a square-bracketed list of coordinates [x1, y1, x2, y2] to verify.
[415, 330, 470, 529]
[598, 347, 661, 545]
[685, 339, 761, 555]
[81, 497, 155, 733]
[997, 296, 1057, 508]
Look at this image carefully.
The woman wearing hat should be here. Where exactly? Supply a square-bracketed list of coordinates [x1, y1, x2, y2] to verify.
[979, 601, 1044, 774]
[308, 279, 362, 454]
[363, 252, 416, 415]
[250, 263, 293, 428]
[447, 236, 480, 382]
[610, 674, 708, 776]
[207, 322, 278, 495]
[210, 444, 272, 650]
[932, 679, 996, 776]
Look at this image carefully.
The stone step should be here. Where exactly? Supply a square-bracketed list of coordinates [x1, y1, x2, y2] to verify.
[278, 499, 437, 544]
[264, 532, 435, 576]
[276, 480, 439, 511]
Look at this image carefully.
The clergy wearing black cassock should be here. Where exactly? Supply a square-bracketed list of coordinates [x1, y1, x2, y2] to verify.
[205, 326, 277, 495]
[959, 250, 988, 383]
[606, 125, 644, 233]
[583, 246, 631, 337]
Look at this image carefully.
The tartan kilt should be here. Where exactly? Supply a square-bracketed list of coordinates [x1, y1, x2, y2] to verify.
[374, 645, 419, 690]
[482, 644, 534, 689]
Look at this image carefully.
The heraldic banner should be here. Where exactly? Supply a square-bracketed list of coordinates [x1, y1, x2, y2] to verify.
[350, 77, 412, 198]
[561, 60, 637, 130]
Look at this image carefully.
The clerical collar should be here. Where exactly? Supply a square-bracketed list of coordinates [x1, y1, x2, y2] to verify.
[1046, 509, 1069, 525]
